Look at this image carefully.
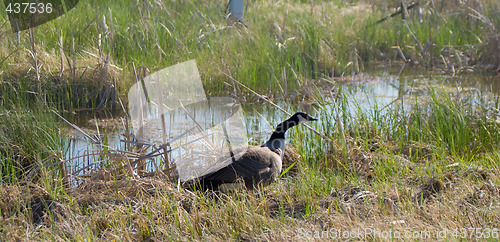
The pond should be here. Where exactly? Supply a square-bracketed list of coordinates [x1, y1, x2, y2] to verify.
[63, 67, 500, 179]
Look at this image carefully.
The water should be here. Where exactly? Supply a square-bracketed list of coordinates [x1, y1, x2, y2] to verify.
[63, 70, 500, 177]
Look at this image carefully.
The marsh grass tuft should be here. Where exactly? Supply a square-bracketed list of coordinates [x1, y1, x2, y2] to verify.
[1, 86, 500, 239]
[0, 104, 63, 182]
[1, 0, 499, 102]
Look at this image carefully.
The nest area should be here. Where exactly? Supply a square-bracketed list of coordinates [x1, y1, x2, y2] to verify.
[51, 121, 306, 190]
[66, 143, 303, 188]
[0, 143, 303, 225]
[0, 175, 193, 225]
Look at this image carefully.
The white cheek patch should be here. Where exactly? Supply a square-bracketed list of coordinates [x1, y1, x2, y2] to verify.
[298, 115, 307, 124]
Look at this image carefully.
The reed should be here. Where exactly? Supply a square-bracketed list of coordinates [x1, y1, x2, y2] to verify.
[1, 0, 498, 103]
[1, 79, 500, 240]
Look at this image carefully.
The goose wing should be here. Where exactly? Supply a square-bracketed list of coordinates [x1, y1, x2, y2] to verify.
[201, 146, 281, 182]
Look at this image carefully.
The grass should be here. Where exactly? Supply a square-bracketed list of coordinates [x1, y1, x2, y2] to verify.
[0, 0, 499, 240]
[1, 81, 500, 240]
[0, 103, 63, 182]
[1, 0, 499, 101]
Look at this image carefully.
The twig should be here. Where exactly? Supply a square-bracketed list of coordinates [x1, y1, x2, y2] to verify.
[328, 89, 345, 151]
[156, 68, 170, 176]
[392, 46, 407, 61]
[52, 110, 101, 145]
[71, 33, 76, 81]
[81, 8, 107, 34]
[179, 101, 216, 151]
[375, 2, 420, 24]
[0, 47, 22, 67]
[58, 29, 64, 78]
[28, 27, 43, 103]
[402, 20, 423, 52]
[378, 90, 409, 112]
[22, 155, 56, 183]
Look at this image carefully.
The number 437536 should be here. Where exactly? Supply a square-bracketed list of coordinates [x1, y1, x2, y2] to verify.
[5, 2, 53, 14]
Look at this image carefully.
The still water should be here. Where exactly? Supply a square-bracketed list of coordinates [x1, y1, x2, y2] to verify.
[63, 70, 500, 177]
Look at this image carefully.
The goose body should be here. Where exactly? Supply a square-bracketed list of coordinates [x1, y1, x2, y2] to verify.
[187, 112, 317, 190]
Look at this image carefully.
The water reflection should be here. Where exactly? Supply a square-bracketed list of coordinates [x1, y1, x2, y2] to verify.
[64, 72, 500, 176]
[338, 72, 499, 116]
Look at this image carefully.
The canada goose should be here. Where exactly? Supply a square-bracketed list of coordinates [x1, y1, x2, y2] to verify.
[187, 112, 317, 190]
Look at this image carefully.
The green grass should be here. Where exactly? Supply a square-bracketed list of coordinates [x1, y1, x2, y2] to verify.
[0, 0, 499, 240]
[1, 0, 498, 101]
[0, 103, 63, 182]
[1, 83, 500, 240]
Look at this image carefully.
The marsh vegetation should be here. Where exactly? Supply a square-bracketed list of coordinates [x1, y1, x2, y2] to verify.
[0, 0, 499, 240]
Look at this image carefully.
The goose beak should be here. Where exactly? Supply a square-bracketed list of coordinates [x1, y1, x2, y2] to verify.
[307, 115, 318, 121]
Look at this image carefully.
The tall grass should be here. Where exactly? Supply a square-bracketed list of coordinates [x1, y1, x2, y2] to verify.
[0, 0, 499, 239]
[1, 0, 498, 101]
[0, 79, 499, 240]
[0, 103, 63, 182]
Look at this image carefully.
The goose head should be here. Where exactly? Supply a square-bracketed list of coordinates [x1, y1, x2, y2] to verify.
[263, 112, 317, 153]
[274, 112, 317, 134]
[289, 112, 318, 124]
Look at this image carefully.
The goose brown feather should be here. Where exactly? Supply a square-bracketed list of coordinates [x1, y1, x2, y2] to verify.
[198, 146, 282, 189]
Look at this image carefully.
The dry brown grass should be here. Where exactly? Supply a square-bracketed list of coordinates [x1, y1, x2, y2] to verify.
[1, 167, 498, 240]
[1, 130, 498, 241]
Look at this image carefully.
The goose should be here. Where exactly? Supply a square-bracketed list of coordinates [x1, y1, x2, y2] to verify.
[186, 112, 317, 191]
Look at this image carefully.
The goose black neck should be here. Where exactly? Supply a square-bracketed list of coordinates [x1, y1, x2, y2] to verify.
[268, 118, 297, 141]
